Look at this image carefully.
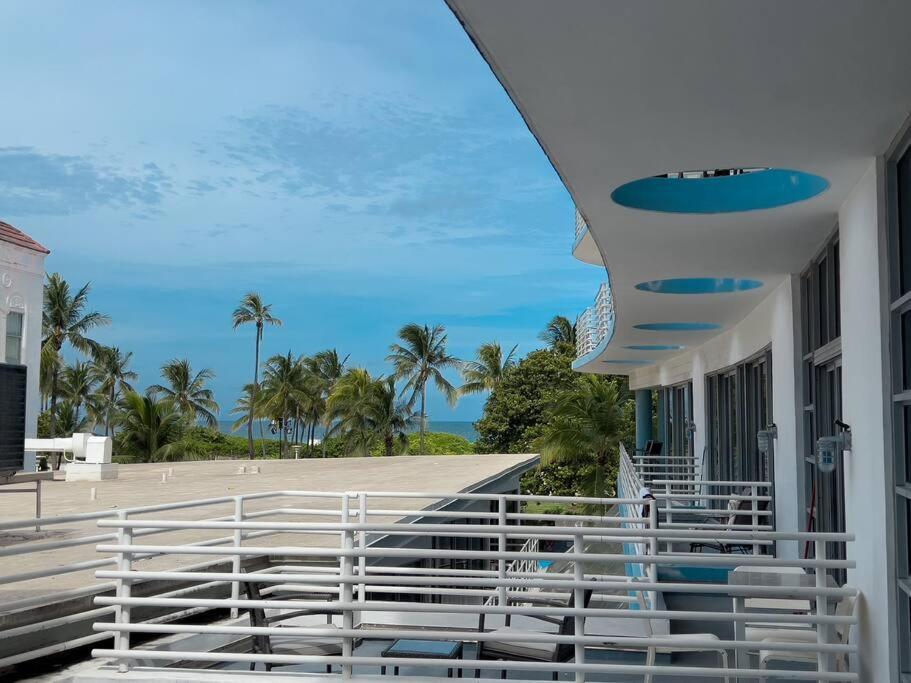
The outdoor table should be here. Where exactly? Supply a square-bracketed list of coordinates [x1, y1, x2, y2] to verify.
[380, 638, 464, 677]
[729, 566, 837, 676]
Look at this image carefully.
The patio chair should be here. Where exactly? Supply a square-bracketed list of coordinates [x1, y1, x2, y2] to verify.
[735, 566, 816, 643]
[630, 583, 730, 683]
[242, 578, 342, 673]
[475, 589, 592, 680]
[757, 586, 857, 680]
[689, 490, 768, 554]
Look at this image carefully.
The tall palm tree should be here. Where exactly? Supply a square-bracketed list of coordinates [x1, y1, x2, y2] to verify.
[232, 293, 282, 459]
[42, 273, 110, 438]
[539, 315, 576, 352]
[259, 352, 305, 457]
[61, 361, 95, 424]
[371, 376, 417, 456]
[536, 375, 628, 501]
[386, 323, 460, 454]
[149, 359, 220, 428]
[459, 342, 518, 395]
[90, 346, 137, 437]
[118, 391, 189, 462]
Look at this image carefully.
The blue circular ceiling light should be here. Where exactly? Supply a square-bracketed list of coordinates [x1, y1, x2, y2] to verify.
[624, 344, 686, 351]
[634, 322, 721, 331]
[602, 359, 653, 365]
[611, 168, 828, 213]
[635, 278, 763, 294]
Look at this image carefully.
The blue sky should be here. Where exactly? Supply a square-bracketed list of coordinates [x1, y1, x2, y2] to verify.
[0, 1, 603, 421]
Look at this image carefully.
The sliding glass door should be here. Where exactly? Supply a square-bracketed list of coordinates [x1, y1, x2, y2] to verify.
[800, 231, 845, 580]
[705, 350, 773, 485]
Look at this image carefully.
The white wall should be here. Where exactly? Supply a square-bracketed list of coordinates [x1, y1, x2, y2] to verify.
[629, 278, 803, 556]
[0, 242, 46, 472]
[837, 160, 896, 682]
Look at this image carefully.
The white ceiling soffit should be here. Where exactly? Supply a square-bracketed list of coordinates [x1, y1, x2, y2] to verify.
[447, 0, 911, 374]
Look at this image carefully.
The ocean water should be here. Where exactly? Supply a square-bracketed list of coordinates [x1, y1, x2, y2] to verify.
[217, 420, 478, 442]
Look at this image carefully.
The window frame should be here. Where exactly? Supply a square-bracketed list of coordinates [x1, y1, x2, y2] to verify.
[886, 128, 911, 676]
[4, 311, 23, 366]
[704, 348, 773, 486]
[799, 229, 847, 582]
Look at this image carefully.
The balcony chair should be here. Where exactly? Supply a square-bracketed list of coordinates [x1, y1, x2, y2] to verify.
[757, 586, 857, 680]
[475, 589, 592, 680]
[689, 489, 769, 554]
[628, 581, 730, 683]
[242, 578, 343, 673]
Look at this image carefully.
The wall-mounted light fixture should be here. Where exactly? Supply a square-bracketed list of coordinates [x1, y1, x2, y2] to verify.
[757, 423, 778, 456]
[816, 421, 852, 473]
[685, 420, 697, 438]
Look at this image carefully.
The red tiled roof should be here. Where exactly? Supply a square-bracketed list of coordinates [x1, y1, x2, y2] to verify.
[0, 220, 50, 254]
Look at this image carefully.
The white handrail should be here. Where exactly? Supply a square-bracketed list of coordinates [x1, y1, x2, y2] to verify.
[89, 487, 858, 681]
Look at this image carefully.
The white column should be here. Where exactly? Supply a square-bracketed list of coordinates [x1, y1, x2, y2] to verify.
[770, 276, 801, 558]
[838, 159, 896, 682]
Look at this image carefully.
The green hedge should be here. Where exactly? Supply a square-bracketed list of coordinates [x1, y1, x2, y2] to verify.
[113, 428, 474, 462]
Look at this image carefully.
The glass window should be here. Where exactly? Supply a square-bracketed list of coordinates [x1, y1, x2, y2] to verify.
[4, 312, 23, 365]
[704, 352, 772, 485]
[891, 140, 911, 674]
[898, 145, 911, 295]
[800, 231, 845, 579]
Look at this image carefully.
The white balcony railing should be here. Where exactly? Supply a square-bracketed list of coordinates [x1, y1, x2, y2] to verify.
[84, 485, 858, 681]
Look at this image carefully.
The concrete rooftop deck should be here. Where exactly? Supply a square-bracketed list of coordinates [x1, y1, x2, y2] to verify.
[0, 454, 537, 606]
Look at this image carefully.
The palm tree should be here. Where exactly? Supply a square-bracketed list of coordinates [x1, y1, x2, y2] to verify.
[60, 361, 95, 424]
[371, 376, 417, 456]
[539, 315, 576, 352]
[459, 342, 518, 395]
[90, 346, 137, 437]
[230, 383, 260, 432]
[53, 400, 89, 437]
[387, 324, 460, 454]
[535, 375, 628, 501]
[296, 369, 327, 456]
[325, 368, 378, 457]
[118, 391, 189, 462]
[305, 349, 348, 457]
[39, 345, 61, 412]
[258, 352, 306, 457]
[42, 273, 110, 439]
[149, 359, 220, 428]
[232, 293, 282, 459]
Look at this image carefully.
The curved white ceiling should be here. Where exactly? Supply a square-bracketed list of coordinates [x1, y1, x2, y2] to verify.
[448, 0, 911, 373]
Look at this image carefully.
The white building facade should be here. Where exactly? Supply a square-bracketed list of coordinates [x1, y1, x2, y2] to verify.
[448, 2, 911, 679]
[0, 221, 49, 472]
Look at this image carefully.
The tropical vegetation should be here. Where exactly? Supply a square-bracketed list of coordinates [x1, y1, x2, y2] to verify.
[232, 292, 282, 459]
[387, 323, 459, 454]
[38, 273, 636, 503]
[459, 342, 517, 395]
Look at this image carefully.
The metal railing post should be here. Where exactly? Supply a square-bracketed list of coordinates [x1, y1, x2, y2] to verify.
[358, 492, 367, 604]
[662, 482, 673, 553]
[115, 510, 132, 673]
[35, 478, 41, 533]
[751, 485, 760, 555]
[648, 499, 658, 611]
[572, 531, 585, 683]
[341, 493, 354, 678]
[230, 496, 244, 618]
[815, 539, 833, 674]
[497, 495, 507, 607]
